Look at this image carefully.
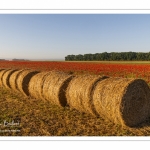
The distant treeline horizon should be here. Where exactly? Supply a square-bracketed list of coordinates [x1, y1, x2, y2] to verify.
[65, 52, 150, 61]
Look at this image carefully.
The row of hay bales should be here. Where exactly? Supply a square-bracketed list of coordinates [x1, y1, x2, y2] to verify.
[0, 68, 150, 127]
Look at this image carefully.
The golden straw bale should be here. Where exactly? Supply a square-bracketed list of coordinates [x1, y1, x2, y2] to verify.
[28, 71, 51, 100]
[0, 69, 5, 78]
[16, 70, 39, 96]
[42, 71, 74, 107]
[66, 75, 108, 116]
[2, 69, 18, 89]
[9, 69, 26, 91]
[0, 69, 11, 87]
[92, 77, 150, 127]
[0, 69, 4, 72]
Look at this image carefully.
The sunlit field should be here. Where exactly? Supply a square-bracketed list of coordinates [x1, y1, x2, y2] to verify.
[1, 60, 150, 136]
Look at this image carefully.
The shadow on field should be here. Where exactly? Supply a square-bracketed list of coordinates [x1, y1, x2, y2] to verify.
[1, 87, 150, 136]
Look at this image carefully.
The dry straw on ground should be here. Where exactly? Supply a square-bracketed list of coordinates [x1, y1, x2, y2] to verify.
[9, 70, 25, 91]
[0, 69, 11, 87]
[66, 75, 108, 116]
[28, 71, 51, 100]
[92, 77, 150, 127]
[42, 71, 74, 107]
[2, 69, 18, 89]
[16, 70, 39, 96]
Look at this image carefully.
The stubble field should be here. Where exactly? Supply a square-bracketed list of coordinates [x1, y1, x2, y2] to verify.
[1, 60, 150, 136]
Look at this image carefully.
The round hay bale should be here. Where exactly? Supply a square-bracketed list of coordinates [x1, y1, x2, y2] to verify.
[66, 75, 108, 116]
[0, 69, 11, 87]
[28, 71, 51, 100]
[9, 69, 26, 91]
[2, 69, 18, 89]
[92, 77, 150, 127]
[42, 71, 74, 107]
[16, 70, 40, 96]
[0, 69, 5, 77]
[0, 69, 5, 72]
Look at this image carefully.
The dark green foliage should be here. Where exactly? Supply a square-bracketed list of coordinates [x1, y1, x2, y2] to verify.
[65, 52, 150, 61]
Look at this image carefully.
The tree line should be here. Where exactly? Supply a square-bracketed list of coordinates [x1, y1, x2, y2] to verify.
[65, 52, 150, 61]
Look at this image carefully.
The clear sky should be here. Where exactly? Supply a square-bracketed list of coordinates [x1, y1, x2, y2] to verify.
[0, 14, 150, 60]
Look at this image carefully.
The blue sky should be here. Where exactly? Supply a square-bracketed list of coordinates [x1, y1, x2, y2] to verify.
[0, 14, 150, 60]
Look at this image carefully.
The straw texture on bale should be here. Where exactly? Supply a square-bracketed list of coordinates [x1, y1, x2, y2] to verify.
[9, 69, 26, 91]
[92, 77, 150, 127]
[42, 71, 74, 107]
[0, 69, 11, 87]
[0, 69, 5, 81]
[2, 69, 18, 89]
[28, 71, 51, 100]
[16, 70, 39, 96]
[66, 75, 108, 116]
[0, 69, 5, 72]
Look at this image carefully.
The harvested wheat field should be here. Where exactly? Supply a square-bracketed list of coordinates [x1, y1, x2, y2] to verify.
[66, 75, 108, 116]
[16, 70, 39, 96]
[42, 71, 74, 107]
[1, 62, 150, 136]
[2, 69, 18, 89]
[1, 86, 150, 136]
[93, 77, 150, 127]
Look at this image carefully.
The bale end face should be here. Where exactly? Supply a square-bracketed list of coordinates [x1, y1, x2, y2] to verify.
[121, 79, 150, 127]
[93, 77, 150, 127]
